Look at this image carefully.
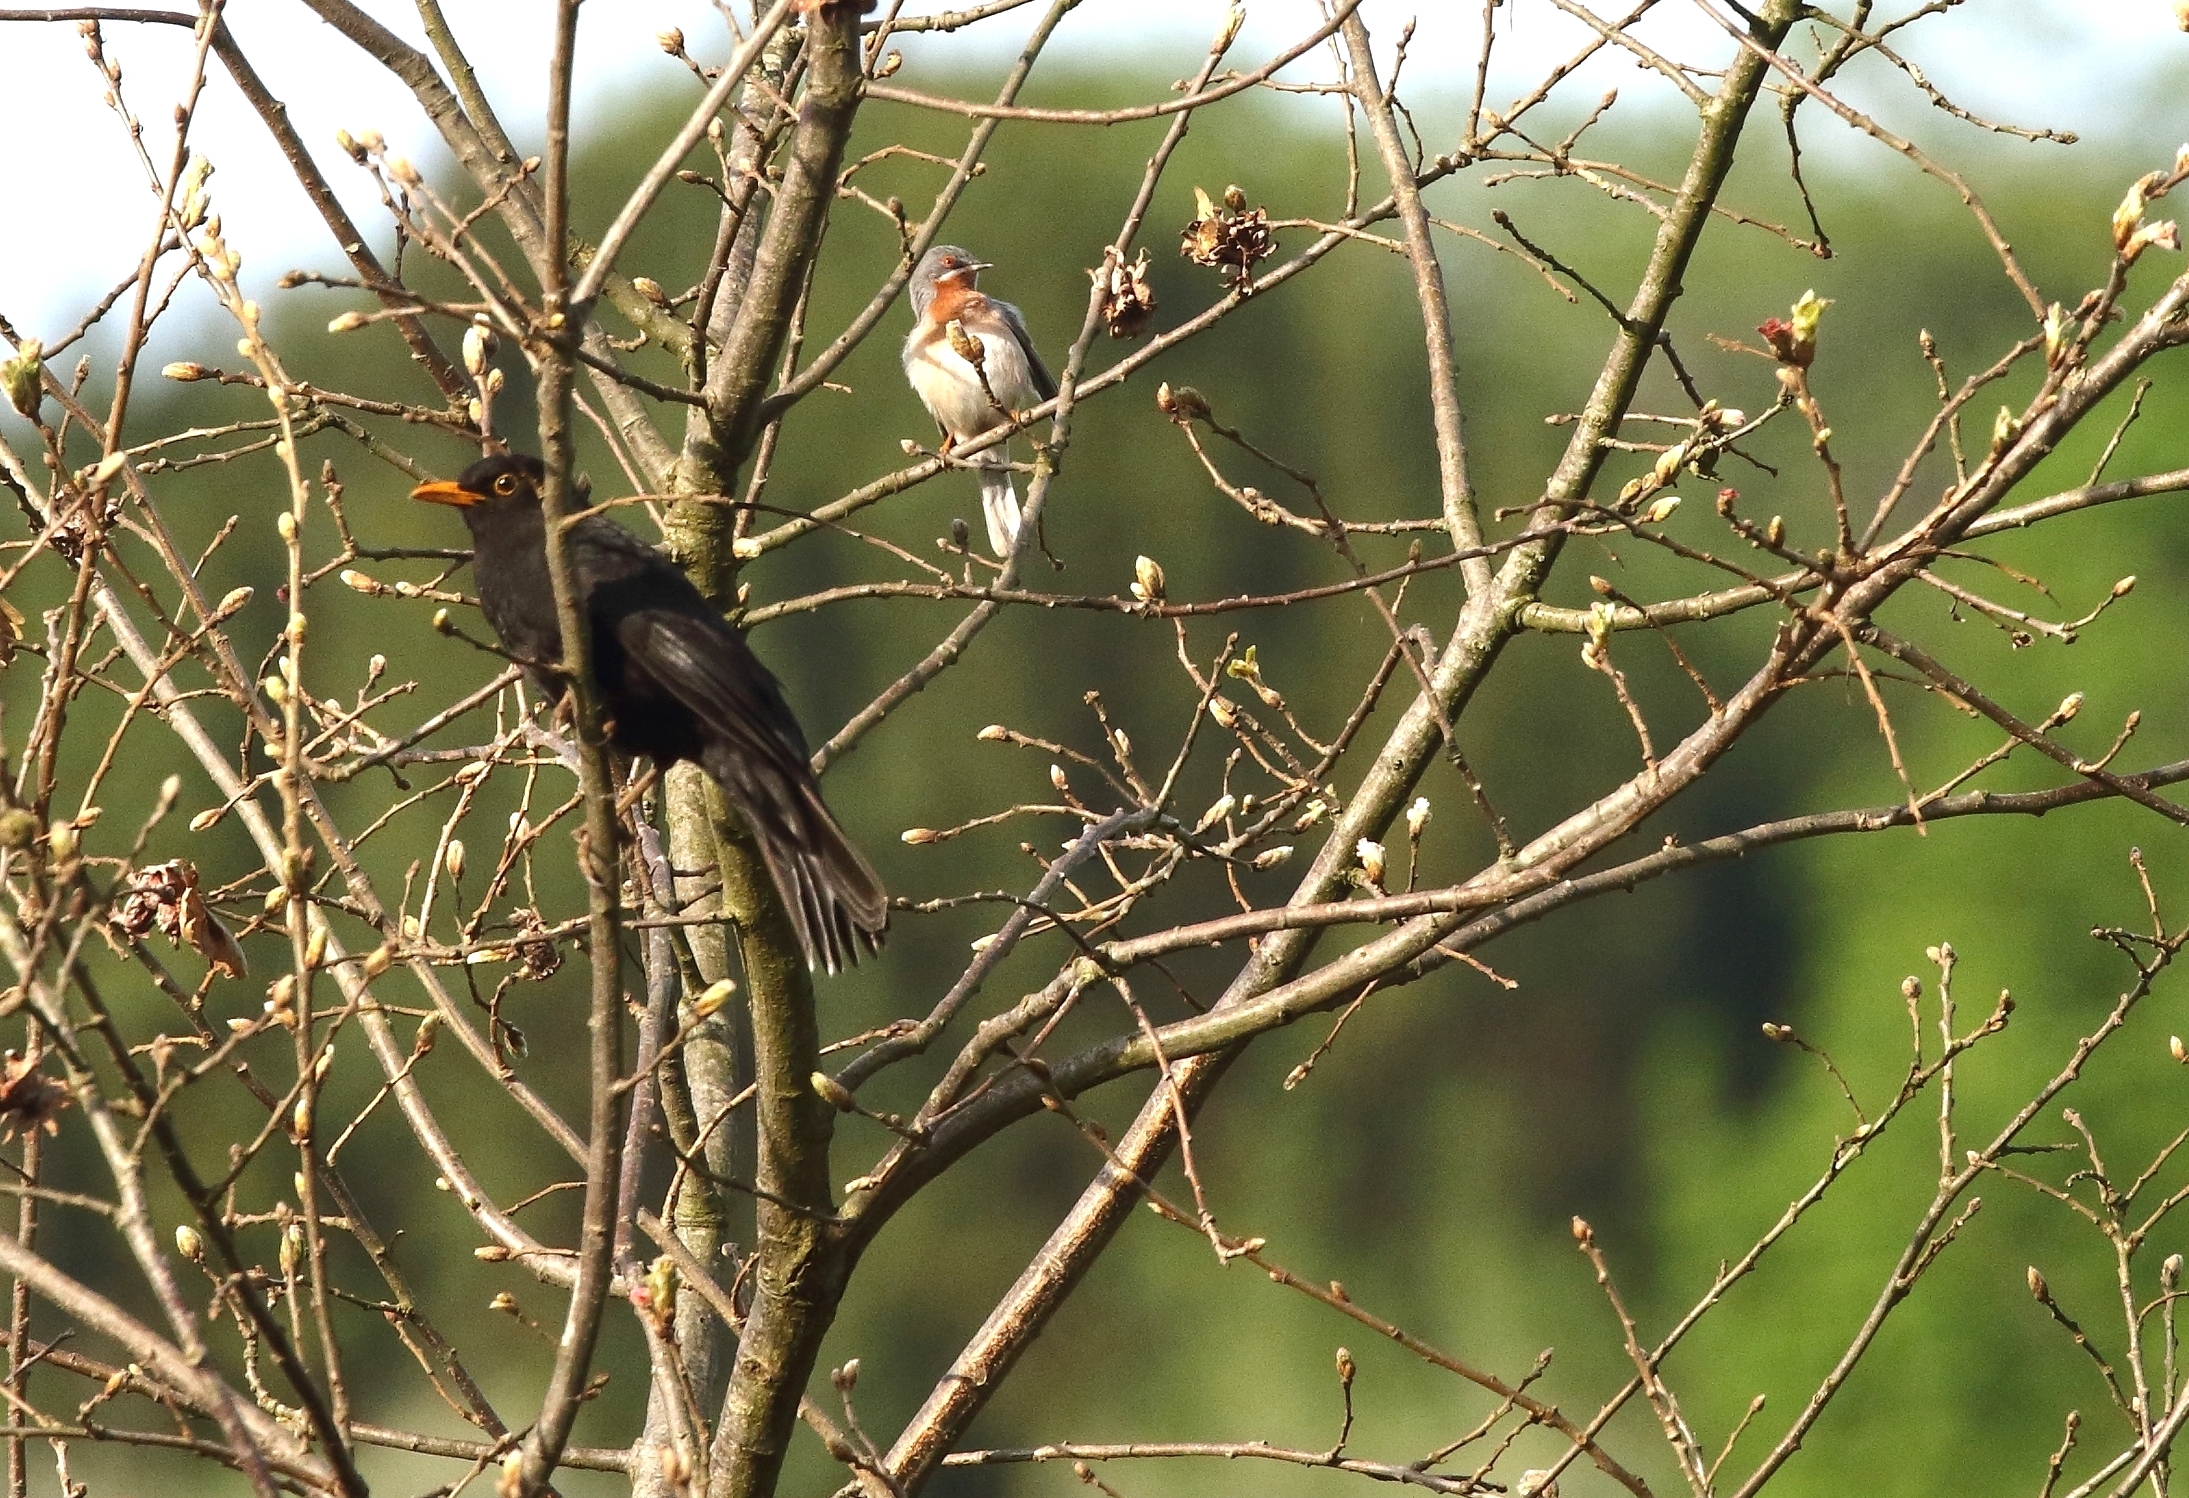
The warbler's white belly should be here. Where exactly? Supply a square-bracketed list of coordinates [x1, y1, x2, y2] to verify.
[903, 324, 1041, 439]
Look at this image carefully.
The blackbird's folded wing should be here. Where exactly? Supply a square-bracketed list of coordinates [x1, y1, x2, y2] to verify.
[589, 542, 887, 970]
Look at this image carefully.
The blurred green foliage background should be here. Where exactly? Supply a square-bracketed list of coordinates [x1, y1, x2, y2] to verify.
[8, 33, 2189, 1498]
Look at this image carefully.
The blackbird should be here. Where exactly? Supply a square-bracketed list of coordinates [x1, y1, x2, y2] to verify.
[411, 454, 887, 972]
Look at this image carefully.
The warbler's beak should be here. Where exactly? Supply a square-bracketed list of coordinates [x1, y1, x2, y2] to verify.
[965, 260, 995, 273]
[410, 479, 483, 508]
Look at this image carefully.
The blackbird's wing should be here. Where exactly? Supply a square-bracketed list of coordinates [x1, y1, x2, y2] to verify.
[996, 299, 1056, 402]
[571, 519, 888, 971]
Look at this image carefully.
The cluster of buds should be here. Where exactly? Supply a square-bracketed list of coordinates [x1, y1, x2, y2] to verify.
[1757, 289, 1830, 370]
[1180, 184, 1275, 292]
[333, 126, 418, 186]
[80, 20, 120, 95]
[176, 154, 214, 233]
[1226, 645, 1287, 711]
[2113, 169, 2182, 266]
[1616, 402, 1741, 515]
[1089, 247, 1157, 338]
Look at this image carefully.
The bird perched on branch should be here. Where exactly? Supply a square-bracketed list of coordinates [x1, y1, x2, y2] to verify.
[902, 245, 1055, 557]
[411, 453, 887, 972]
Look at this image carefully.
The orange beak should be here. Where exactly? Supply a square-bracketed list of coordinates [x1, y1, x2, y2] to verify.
[410, 479, 483, 508]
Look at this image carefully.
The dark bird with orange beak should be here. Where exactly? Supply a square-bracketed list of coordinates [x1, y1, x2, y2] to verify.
[411, 454, 887, 972]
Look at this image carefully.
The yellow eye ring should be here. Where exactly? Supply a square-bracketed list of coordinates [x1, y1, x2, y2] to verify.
[492, 473, 519, 496]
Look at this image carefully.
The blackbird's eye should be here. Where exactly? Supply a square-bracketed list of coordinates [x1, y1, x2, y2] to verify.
[492, 472, 520, 496]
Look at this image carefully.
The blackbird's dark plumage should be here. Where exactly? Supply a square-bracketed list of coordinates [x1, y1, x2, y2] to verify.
[412, 454, 886, 972]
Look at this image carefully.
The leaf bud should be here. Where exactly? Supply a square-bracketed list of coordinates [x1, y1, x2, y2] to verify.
[0, 340, 44, 418]
[174, 1224, 204, 1261]
[443, 839, 465, 881]
[2027, 1265, 2047, 1300]
[1355, 839, 1386, 887]
[326, 310, 368, 335]
[901, 827, 939, 845]
[811, 1071, 856, 1111]
[1132, 554, 1166, 604]
[693, 978, 736, 1018]
[162, 360, 209, 382]
[945, 318, 985, 367]
[1406, 797, 1432, 840]
[461, 320, 497, 377]
[1251, 845, 1293, 870]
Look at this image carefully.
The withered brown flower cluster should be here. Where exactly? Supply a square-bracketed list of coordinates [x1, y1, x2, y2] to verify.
[0, 1052, 67, 1142]
[510, 908, 563, 981]
[1089, 248, 1157, 338]
[112, 858, 247, 979]
[1180, 184, 1274, 293]
[37, 487, 122, 566]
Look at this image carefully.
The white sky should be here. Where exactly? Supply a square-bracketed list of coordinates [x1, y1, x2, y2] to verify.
[0, 1, 2177, 344]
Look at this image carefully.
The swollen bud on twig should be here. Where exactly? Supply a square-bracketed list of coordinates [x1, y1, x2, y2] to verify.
[1355, 839, 1386, 889]
[811, 1072, 856, 1111]
[1132, 554, 1166, 604]
[945, 319, 985, 368]
[462, 319, 498, 377]
[2027, 1265, 2047, 1300]
[174, 1224, 204, 1262]
[1, 340, 44, 419]
[694, 978, 736, 1018]
[1252, 846, 1293, 870]
[1570, 1216, 1593, 1244]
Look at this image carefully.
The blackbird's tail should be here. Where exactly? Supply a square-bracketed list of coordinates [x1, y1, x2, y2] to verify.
[699, 743, 888, 974]
[978, 458, 1021, 559]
